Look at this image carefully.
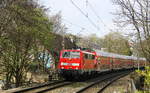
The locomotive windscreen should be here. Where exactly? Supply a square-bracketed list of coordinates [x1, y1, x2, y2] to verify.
[62, 51, 80, 58]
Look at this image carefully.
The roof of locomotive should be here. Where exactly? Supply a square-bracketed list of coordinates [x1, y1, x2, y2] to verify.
[95, 49, 146, 61]
[61, 49, 95, 55]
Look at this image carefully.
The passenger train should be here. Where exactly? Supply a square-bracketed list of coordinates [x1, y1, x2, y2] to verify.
[58, 49, 147, 80]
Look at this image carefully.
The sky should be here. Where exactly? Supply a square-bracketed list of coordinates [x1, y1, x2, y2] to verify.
[38, 0, 118, 37]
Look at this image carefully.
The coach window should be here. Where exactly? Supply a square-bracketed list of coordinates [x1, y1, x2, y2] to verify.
[110, 59, 113, 63]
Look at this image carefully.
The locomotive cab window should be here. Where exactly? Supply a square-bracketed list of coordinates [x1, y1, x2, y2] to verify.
[84, 54, 88, 59]
[62, 51, 80, 58]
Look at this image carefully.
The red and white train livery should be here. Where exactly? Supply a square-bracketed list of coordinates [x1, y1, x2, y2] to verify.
[58, 49, 147, 79]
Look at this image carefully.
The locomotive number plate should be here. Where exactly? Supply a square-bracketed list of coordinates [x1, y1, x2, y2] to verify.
[68, 63, 72, 66]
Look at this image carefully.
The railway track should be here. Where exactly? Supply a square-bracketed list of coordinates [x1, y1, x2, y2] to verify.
[12, 70, 132, 93]
[76, 70, 132, 93]
[13, 80, 74, 93]
[97, 71, 130, 93]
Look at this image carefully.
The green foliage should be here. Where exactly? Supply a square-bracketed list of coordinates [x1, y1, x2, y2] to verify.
[136, 91, 150, 93]
[77, 34, 101, 50]
[102, 32, 132, 55]
[136, 66, 150, 92]
[10, 3, 53, 47]
[0, 0, 53, 88]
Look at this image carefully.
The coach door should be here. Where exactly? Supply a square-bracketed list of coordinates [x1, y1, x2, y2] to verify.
[110, 58, 113, 70]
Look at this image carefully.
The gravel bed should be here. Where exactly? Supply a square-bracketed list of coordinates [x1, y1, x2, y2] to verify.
[44, 74, 132, 93]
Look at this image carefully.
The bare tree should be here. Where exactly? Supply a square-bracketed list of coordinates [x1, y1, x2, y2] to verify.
[50, 12, 67, 35]
[113, 0, 150, 62]
[76, 34, 101, 50]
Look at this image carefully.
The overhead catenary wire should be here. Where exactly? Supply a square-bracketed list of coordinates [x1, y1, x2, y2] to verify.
[63, 18, 93, 35]
[63, 18, 93, 34]
[70, 0, 100, 31]
[87, 1, 113, 32]
[85, 0, 88, 17]
[63, 18, 85, 30]
[47, 1, 99, 39]
[63, 18, 100, 49]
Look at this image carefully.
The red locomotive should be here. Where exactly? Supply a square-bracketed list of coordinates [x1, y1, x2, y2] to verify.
[58, 49, 147, 80]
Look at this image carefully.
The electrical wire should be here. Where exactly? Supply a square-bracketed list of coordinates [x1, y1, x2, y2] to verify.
[87, 1, 113, 31]
[63, 18, 85, 30]
[70, 0, 100, 31]
[63, 18, 95, 35]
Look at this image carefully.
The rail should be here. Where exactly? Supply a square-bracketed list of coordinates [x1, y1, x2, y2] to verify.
[76, 70, 132, 93]
[13, 80, 65, 93]
[97, 72, 130, 93]
[36, 81, 74, 93]
[131, 79, 137, 93]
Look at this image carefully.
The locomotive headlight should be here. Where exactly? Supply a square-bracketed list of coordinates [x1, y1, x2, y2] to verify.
[72, 63, 80, 66]
[75, 67, 79, 69]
